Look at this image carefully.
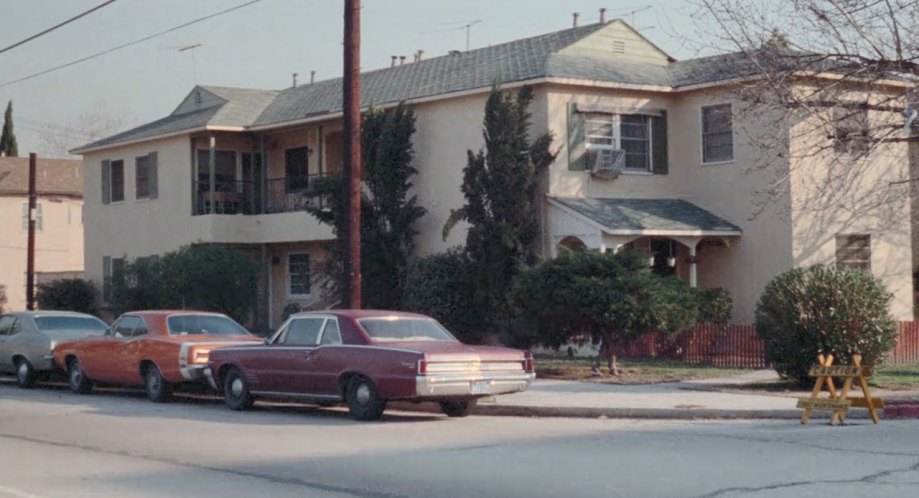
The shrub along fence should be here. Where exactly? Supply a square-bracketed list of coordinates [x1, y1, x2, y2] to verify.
[615, 322, 919, 369]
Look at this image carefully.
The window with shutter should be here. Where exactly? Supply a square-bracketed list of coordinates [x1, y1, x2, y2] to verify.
[568, 104, 668, 174]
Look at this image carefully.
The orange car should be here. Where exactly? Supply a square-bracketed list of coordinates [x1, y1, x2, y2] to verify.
[53, 310, 261, 402]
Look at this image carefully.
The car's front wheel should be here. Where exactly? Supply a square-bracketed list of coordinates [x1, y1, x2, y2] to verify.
[68, 358, 93, 394]
[144, 364, 173, 403]
[223, 367, 253, 411]
[439, 399, 477, 417]
[15, 359, 35, 389]
[346, 377, 386, 421]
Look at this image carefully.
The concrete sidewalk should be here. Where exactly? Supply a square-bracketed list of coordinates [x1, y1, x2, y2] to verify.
[472, 370, 916, 420]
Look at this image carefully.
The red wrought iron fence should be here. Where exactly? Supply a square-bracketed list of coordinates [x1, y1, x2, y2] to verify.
[614, 321, 919, 368]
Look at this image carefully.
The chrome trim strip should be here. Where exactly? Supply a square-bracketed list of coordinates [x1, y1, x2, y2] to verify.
[213, 344, 424, 355]
[250, 390, 341, 401]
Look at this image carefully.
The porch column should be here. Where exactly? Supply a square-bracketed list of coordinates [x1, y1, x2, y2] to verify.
[208, 135, 216, 213]
[673, 236, 702, 288]
[689, 244, 698, 288]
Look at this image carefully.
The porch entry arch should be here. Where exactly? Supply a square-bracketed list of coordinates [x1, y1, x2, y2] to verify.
[547, 197, 743, 288]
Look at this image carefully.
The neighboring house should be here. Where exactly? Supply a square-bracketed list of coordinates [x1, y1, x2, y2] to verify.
[0, 157, 85, 311]
[73, 18, 914, 328]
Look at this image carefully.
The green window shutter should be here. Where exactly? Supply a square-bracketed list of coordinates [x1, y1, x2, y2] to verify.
[147, 151, 158, 199]
[101, 159, 111, 204]
[567, 103, 587, 171]
[651, 111, 669, 175]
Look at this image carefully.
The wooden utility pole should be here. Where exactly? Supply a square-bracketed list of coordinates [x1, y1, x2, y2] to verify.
[26, 152, 36, 310]
[342, 0, 362, 309]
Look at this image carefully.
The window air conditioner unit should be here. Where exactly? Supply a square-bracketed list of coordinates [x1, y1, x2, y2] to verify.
[590, 149, 626, 181]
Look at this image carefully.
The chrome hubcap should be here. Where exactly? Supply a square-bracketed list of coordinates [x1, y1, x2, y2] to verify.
[230, 378, 244, 398]
[71, 365, 82, 385]
[355, 383, 371, 405]
[148, 372, 160, 393]
[17, 363, 28, 382]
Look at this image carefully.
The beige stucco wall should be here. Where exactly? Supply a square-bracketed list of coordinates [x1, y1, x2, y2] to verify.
[82, 133, 334, 295]
[411, 93, 489, 254]
[545, 84, 794, 322]
[788, 88, 913, 320]
[0, 194, 84, 311]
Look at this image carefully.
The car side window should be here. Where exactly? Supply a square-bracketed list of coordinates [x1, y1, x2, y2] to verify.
[0, 316, 14, 336]
[282, 318, 323, 346]
[133, 318, 149, 338]
[112, 316, 140, 338]
[8, 318, 21, 336]
[319, 319, 342, 346]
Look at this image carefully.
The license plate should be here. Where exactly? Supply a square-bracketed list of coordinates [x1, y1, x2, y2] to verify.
[471, 380, 492, 395]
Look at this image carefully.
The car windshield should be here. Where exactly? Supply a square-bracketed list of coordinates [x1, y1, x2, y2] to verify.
[167, 314, 249, 336]
[34, 316, 108, 332]
[358, 317, 455, 342]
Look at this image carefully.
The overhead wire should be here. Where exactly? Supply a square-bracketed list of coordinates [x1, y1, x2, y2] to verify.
[0, 0, 266, 89]
[0, 0, 118, 56]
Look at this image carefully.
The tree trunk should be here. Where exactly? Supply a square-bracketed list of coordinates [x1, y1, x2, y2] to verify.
[592, 336, 620, 376]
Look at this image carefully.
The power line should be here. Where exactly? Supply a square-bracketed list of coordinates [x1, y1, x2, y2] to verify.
[0, 0, 118, 57]
[0, 0, 266, 89]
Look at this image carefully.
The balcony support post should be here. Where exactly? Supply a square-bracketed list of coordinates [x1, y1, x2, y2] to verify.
[208, 135, 216, 214]
[260, 134, 267, 213]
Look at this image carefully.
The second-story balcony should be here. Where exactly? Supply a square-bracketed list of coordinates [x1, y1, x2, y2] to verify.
[193, 174, 332, 216]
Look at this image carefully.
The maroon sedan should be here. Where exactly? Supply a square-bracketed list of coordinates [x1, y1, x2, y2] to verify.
[204, 310, 535, 420]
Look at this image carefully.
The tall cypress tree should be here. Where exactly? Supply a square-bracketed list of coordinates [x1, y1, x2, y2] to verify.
[305, 102, 426, 308]
[443, 83, 557, 335]
[0, 100, 18, 157]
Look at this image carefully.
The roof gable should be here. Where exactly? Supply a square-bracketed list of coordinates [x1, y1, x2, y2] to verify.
[558, 20, 674, 66]
[171, 87, 226, 116]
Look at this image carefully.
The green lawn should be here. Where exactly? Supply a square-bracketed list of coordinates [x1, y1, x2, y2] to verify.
[534, 355, 751, 384]
[870, 363, 919, 390]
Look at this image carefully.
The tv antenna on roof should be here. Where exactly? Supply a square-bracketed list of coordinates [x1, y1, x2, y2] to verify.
[177, 43, 203, 84]
[421, 20, 482, 51]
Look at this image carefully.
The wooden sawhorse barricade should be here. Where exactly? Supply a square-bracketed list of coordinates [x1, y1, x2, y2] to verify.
[796, 354, 884, 425]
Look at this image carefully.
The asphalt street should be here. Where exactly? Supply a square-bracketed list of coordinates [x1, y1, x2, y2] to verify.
[1, 380, 918, 498]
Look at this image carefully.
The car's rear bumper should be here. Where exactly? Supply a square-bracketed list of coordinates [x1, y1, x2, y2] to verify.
[415, 372, 535, 398]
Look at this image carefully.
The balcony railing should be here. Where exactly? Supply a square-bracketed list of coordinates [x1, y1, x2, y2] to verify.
[193, 174, 331, 215]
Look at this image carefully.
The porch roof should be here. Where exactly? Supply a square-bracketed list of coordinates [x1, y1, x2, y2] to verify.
[549, 197, 742, 236]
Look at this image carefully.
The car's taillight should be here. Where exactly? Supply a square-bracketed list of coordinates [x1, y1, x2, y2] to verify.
[417, 359, 427, 375]
[523, 355, 534, 373]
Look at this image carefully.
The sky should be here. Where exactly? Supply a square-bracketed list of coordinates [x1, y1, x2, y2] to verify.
[0, 0, 710, 157]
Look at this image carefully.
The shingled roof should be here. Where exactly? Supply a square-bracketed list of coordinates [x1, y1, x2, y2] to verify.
[550, 197, 742, 235]
[0, 157, 83, 197]
[73, 20, 823, 153]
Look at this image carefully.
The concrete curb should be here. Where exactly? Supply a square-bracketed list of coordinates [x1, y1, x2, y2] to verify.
[884, 404, 919, 419]
[472, 405, 881, 420]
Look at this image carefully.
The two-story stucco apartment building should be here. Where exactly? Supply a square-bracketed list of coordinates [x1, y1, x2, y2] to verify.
[0, 157, 85, 311]
[72, 19, 914, 328]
